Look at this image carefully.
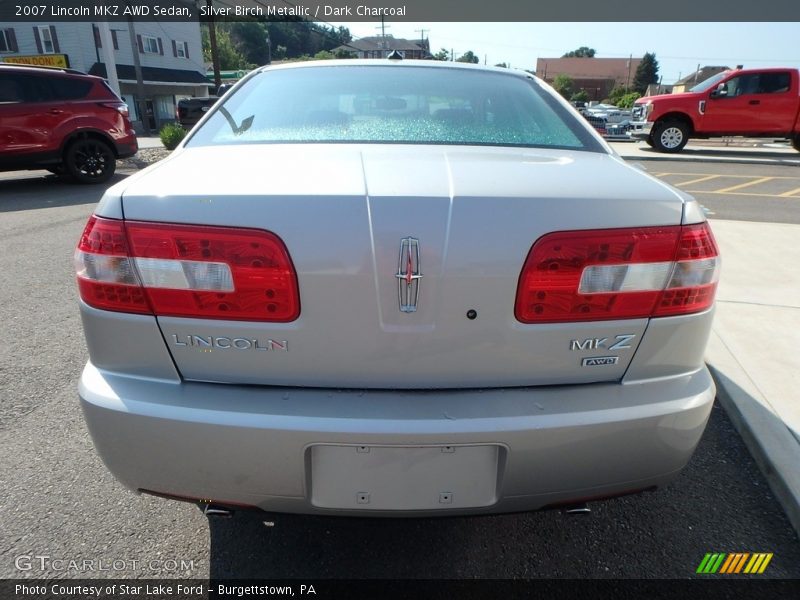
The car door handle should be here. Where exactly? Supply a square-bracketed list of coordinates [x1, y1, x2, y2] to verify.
[48, 108, 64, 114]
[748, 100, 760, 105]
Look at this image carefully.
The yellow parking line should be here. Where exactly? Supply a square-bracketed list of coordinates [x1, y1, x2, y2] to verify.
[779, 186, 800, 197]
[684, 189, 797, 199]
[674, 174, 722, 187]
[713, 177, 774, 193]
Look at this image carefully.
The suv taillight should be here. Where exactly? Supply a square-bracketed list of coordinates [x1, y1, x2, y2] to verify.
[75, 216, 300, 322]
[515, 223, 719, 323]
[100, 102, 129, 117]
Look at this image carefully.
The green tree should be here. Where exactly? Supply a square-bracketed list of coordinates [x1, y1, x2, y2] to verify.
[455, 50, 479, 64]
[552, 74, 574, 99]
[633, 52, 659, 95]
[202, 27, 250, 70]
[616, 92, 641, 108]
[607, 85, 630, 105]
[570, 90, 590, 103]
[562, 47, 596, 58]
[229, 21, 269, 65]
[433, 48, 450, 61]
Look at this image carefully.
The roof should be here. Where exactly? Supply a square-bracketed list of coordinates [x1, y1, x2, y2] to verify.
[336, 36, 429, 54]
[673, 66, 730, 86]
[535, 57, 643, 82]
[255, 59, 535, 80]
[89, 63, 209, 85]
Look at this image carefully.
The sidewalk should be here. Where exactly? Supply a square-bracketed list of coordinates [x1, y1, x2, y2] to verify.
[705, 219, 800, 536]
[609, 140, 800, 166]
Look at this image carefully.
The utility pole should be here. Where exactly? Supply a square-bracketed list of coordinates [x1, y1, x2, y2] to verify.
[693, 63, 700, 85]
[206, 0, 221, 89]
[451, 48, 454, 62]
[375, 17, 390, 56]
[97, 18, 119, 97]
[126, 15, 149, 135]
[414, 28, 428, 43]
[626, 53, 632, 90]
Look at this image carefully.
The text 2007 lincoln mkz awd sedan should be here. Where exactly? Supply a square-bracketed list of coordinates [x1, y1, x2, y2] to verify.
[76, 60, 719, 516]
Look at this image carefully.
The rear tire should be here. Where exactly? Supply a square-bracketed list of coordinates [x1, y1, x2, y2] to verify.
[652, 120, 690, 153]
[64, 138, 116, 184]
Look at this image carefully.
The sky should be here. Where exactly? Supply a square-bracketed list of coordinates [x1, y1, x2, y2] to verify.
[329, 22, 800, 84]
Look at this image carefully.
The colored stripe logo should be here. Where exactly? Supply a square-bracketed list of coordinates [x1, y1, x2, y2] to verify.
[696, 552, 773, 574]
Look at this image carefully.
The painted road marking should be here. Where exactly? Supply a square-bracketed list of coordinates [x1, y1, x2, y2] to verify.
[713, 177, 775, 193]
[778, 186, 800, 198]
[674, 174, 722, 187]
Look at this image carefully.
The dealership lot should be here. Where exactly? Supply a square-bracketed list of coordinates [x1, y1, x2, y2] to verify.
[1, 165, 799, 579]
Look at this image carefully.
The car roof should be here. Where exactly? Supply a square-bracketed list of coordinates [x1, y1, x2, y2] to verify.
[256, 59, 537, 81]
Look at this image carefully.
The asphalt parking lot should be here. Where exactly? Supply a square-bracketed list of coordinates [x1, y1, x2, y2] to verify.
[1, 165, 799, 581]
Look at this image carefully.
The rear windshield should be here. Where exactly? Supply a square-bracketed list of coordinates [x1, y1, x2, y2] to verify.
[186, 65, 601, 152]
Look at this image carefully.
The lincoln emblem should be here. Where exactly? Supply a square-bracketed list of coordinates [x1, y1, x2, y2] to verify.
[396, 237, 422, 312]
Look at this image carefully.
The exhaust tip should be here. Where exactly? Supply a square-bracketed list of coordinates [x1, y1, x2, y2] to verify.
[562, 503, 592, 515]
[201, 503, 235, 518]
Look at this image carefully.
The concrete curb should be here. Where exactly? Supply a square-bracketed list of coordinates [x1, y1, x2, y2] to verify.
[617, 153, 800, 167]
[706, 331, 800, 538]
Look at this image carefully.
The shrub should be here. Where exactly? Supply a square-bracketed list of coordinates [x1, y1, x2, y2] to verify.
[159, 123, 187, 150]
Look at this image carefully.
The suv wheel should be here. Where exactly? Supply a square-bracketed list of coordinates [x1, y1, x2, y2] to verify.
[65, 138, 116, 184]
[652, 120, 689, 153]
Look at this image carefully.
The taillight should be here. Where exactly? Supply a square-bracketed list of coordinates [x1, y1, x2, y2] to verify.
[515, 223, 719, 323]
[75, 216, 300, 322]
[99, 102, 129, 117]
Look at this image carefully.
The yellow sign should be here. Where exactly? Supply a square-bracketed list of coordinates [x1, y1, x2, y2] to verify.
[2, 54, 69, 68]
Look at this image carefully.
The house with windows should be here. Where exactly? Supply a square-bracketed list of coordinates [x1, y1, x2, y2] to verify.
[0, 22, 208, 133]
[334, 36, 431, 60]
[671, 66, 730, 94]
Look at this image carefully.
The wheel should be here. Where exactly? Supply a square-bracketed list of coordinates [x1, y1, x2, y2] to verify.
[651, 120, 690, 153]
[792, 135, 800, 152]
[64, 138, 116, 183]
[644, 135, 655, 148]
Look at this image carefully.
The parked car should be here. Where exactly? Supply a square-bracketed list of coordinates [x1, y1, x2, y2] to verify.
[0, 63, 137, 183]
[75, 60, 719, 517]
[176, 84, 236, 128]
[630, 67, 800, 152]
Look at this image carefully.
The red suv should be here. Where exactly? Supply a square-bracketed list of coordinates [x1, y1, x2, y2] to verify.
[0, 64, 137, 183]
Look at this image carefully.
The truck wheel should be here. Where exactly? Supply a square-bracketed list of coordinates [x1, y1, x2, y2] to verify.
[652, 120, 689, 153]
[644, 135, 655, 148]
[792, 135, 800, 152]
[65, 138, 116, 184]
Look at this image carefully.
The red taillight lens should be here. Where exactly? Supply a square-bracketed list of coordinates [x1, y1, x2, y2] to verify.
[75, 216, 300, 322]
[515, 223, 719, 323]
[100, 102, 129, 117]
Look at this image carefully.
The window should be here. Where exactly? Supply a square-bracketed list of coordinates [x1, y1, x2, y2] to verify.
[758, 72, 791, 94]
[0, 74, 24, 103]
[0, 28, 18, 53]
[49, 77, 92, 101]
[188, 66, 601, 152]
[142, 35, 160, 54]
[38, 26, 55, 54]
[1, 74, 53, 103]
[173, 40, 189, 59]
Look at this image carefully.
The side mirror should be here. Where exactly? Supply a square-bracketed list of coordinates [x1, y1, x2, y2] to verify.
[710, 83, 728, 99]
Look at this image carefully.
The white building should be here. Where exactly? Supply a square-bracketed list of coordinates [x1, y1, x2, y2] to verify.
[0, 21, 208, 132]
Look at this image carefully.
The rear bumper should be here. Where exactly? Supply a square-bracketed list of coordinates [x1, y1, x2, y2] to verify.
[79, 364, 714, 516]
